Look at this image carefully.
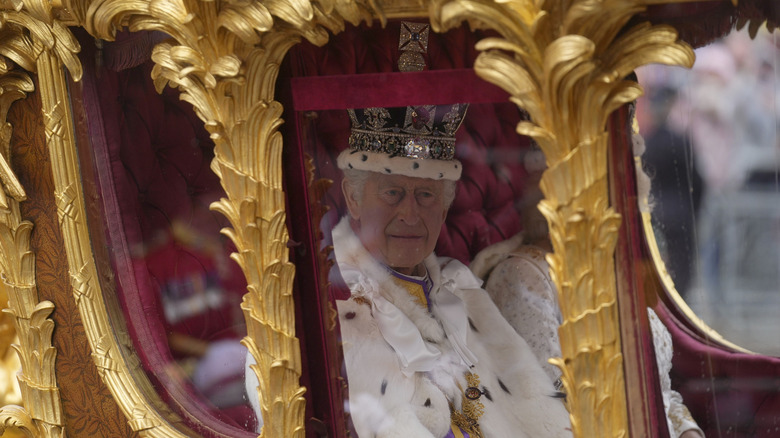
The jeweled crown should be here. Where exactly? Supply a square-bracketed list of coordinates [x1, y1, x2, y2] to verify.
[347, 103, 468, 161]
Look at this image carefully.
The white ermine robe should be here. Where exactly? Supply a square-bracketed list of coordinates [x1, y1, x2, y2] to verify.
[332, 217, 571, 438]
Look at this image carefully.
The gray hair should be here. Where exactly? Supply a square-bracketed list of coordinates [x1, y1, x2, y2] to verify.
[342, 168, 457, 210]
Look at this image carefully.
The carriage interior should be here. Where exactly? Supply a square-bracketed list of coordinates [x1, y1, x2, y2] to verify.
[2, 1, 779, 437]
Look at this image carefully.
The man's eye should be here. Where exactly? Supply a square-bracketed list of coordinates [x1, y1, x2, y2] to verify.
[416, 191, 437, 205]
[381, 189, 403, 203]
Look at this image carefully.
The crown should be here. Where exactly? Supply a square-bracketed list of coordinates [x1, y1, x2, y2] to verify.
[338, 103, 468, 181]
[347, 104, 468, 160]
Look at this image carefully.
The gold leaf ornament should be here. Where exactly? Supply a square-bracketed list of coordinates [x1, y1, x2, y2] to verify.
[0, 11, 81, 80]
[0, 24, 41, 73]
[148, 0, 191, 25]
[217, 0, 273, 44]
[0, 404, 35, 436]
[472, 48, 538, 98]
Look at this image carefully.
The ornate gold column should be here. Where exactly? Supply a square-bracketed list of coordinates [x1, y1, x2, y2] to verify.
[79, 0, 378, 435]
[0, 3, 82, 435]
[431, 1, 694, 436]
[0, 0, 699, 437]
[0, 68, 63, 437]
[38, 44, 196, 438]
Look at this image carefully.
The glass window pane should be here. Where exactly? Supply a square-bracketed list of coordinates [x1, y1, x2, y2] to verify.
[637, 26, 780, 355]
[84, 58, 257, 435]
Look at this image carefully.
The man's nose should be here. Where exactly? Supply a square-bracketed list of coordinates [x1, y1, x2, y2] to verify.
[397, 193, 420, 225]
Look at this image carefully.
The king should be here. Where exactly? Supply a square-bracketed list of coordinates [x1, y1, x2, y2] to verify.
[332, 103, 572, 438]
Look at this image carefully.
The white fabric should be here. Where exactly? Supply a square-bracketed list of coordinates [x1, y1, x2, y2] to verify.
[336, 235, 479, 375]
[435, 262, 482, 367]
[332, 216, 571, 438]
[481, 244, 704, 438]
[337, 149, 463, 181]
[648, 308, 705, 437]
[244, 355, 264, 433]
[483, 245, 561, 382]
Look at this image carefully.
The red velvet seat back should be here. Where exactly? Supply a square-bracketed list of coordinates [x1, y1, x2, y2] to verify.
[110, 62, 246, 344]
[93, 58, 247, 350]
[657, 302, 780, 437]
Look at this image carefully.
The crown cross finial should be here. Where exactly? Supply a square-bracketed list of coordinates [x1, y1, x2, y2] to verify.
[398, 22, 430, 72]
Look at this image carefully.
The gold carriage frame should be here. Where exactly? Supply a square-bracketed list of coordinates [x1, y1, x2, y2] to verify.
[0, 0, 753, 436]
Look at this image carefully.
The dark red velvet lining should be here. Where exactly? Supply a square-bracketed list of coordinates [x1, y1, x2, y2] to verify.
[610, 106, 669, 437]
[291, 69, 508, 110]
[655, 301, 780, 437]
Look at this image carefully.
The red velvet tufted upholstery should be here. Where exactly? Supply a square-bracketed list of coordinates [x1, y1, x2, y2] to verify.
[112, 62, 246, 343]
[79, 22, 780, 438]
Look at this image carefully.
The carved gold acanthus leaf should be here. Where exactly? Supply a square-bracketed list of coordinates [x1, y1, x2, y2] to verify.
[0, 60, 33, 428]
[0, 7, 81, 81]
[0, 404, 35, 437]
[76, 0, 386, 435]
[0, 36, 65, 436]
[33, 39, 190, 437]
[431, 0, 694, 436]
[0, 3, 206, 437]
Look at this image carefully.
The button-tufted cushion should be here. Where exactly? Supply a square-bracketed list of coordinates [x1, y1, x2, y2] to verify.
[110, 61, 246, 344]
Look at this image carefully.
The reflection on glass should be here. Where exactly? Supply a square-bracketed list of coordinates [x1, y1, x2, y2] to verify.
[286, 18, 717, 437]
[139, 207, 251, 420]
[88, 60, 256, 433]
[637, 26, 780, 355]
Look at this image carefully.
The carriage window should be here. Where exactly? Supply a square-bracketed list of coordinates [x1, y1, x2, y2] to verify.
[83, 58, 257, 434]
[636, 25, 780, 356]
[280, 20, 580, 437]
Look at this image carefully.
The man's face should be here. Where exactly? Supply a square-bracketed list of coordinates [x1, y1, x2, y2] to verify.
[344, 173, 448, 275]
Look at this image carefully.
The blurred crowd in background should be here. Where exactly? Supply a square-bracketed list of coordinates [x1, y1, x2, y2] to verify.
[637, 26, 780, 355]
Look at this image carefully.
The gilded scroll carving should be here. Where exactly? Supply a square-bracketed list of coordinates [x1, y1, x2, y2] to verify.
[431, 0, 694, 436]
[0, 72, 27, 416]
[78, 0, 382, 435]
[73, 0, 694, 435]
[0, 10, 73, 436]
[0, 3, 194, 436]
[35, 45, 191, 438]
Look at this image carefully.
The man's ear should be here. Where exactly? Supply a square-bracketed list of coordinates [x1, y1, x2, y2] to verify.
[342, 179, 361, 220]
